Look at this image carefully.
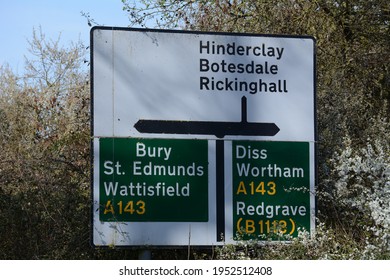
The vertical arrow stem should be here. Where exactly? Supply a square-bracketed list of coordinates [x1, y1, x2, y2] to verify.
[241, 96, 247, 123]
[216, 140, 225, 241]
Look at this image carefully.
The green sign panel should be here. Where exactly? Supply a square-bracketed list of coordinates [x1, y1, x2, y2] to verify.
[232, 141, 310, 240]
[99, 138, 208, 222]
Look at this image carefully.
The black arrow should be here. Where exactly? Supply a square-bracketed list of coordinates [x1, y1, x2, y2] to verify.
[134, 119, 279, 138]
[134, 97, 279, 138]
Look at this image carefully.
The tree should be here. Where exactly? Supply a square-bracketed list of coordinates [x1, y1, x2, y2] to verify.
[0, 28, 92, 259]
[1, 1, 388, 259]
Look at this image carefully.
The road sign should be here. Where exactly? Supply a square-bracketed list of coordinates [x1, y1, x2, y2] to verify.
[99, 138, 209, 222]
[91, 27, 316, 247]
[232, 141, 311, 240]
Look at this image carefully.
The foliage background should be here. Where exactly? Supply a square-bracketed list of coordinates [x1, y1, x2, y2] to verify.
[0, 0, 389, 259]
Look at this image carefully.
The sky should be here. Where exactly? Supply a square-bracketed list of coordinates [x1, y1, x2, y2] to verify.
[0, 0, 133, 74]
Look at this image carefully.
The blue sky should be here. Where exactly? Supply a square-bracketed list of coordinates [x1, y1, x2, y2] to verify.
[0, 0, 132, 74]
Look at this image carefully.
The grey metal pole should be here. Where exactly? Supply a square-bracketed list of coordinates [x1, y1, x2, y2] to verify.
[138, 250, 152, 260]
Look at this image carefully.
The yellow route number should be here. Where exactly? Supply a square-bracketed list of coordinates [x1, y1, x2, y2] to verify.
[236, 181, 276, 196]
[103, 200, 146, 215]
